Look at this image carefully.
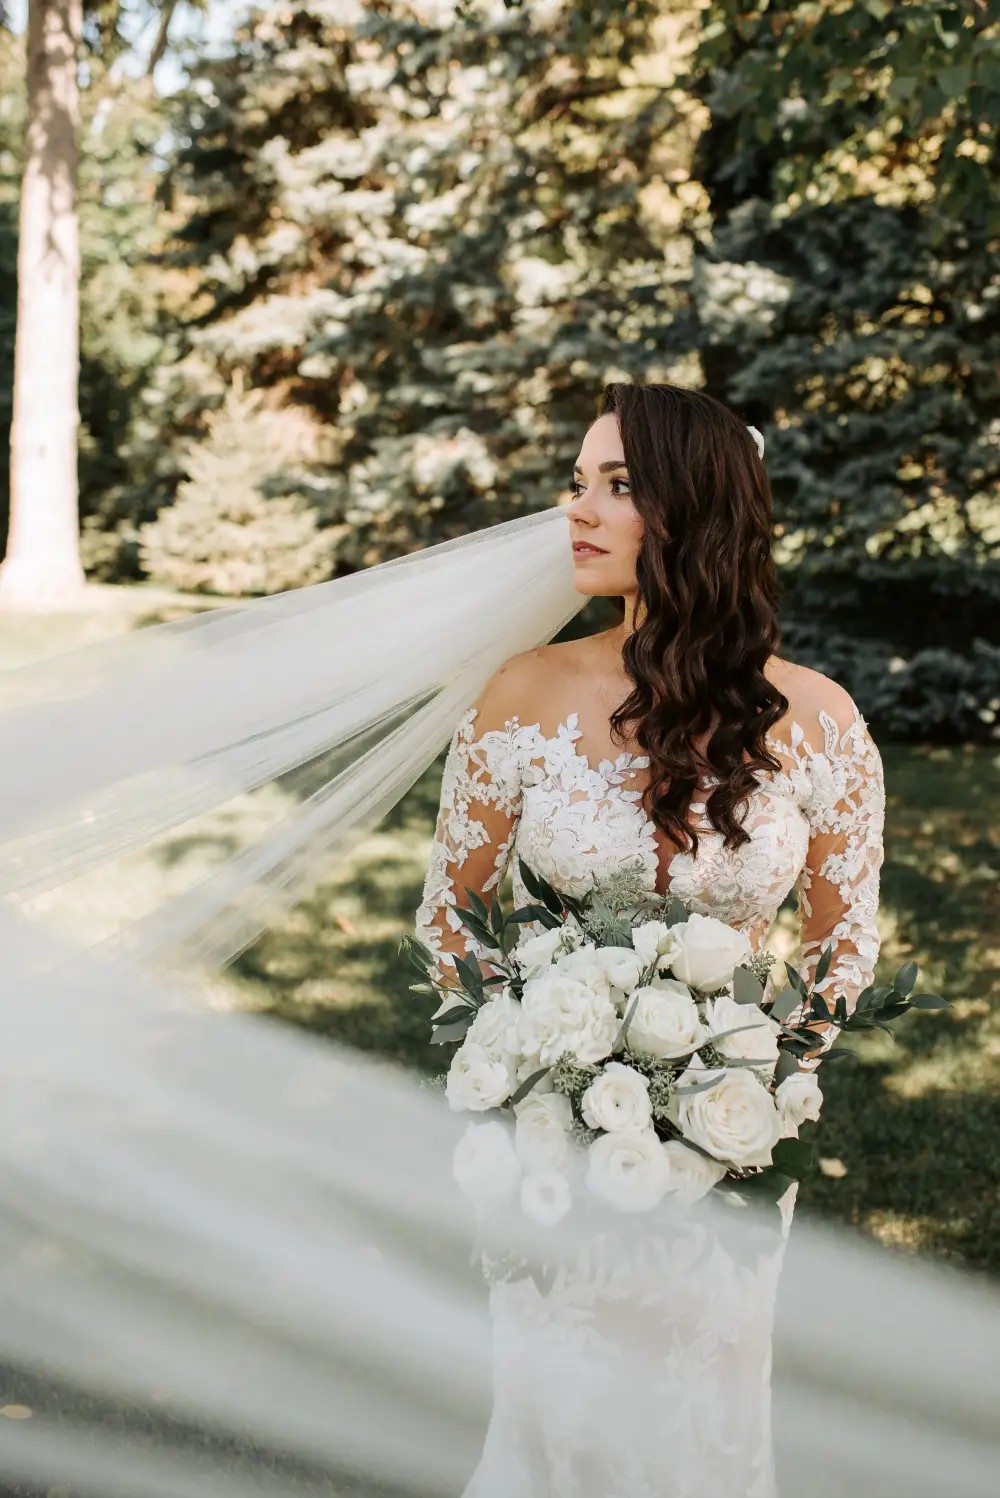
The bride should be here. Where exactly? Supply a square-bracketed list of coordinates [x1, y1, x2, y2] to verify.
[413, 380, 886, 1497]
[6, 377, 994, 1498]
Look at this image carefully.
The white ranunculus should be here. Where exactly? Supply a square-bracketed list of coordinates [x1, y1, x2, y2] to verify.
[514, 1091, 574, 1168]
[626, 980, 707, 1060]
[520, 1169, 573, 1226]
[661, 1140, 727, 1204]
[446, 1041, 516, 1112]
[518, 971, 619, 1067]
[775, 1071, 824, 1137]
[515, 922, 580, 976]
[632, 919, 681, 973]
[704, 993, 781, 1076]
[466, 990, 521, 1057]
[586, 1127, 672, 1213]
[674, 1065, 781, 1169]
[667, 912, 753, 994]
[452, 1121, 522, 1209]
[581, 1062, 653, 1133]
[593, 945, 645, 996]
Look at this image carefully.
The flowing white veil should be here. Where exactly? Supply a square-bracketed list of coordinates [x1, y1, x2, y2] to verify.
[0, 502, 996, 1497]
[0, 503, 584, 978]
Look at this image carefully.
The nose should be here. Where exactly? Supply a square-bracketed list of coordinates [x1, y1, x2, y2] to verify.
[567, 486, 599, 525]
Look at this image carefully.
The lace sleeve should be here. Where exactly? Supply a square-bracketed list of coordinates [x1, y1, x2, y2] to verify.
[792, 695, 886, 1062]
[414, 701, 526, 991]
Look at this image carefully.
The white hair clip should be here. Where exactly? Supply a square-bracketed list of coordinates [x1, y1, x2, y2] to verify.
[746, 425, 765, 460]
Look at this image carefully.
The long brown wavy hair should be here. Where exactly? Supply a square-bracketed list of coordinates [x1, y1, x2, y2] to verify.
[598, 380, 789, 857]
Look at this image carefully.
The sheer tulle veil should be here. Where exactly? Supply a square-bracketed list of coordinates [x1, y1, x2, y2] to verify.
[0, 502, 996, 1497]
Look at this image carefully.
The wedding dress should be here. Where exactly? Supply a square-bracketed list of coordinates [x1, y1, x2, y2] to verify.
[414, 677, 886, 1498]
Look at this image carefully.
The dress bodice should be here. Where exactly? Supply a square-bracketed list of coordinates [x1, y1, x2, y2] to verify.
[415, 693, 885, 1012]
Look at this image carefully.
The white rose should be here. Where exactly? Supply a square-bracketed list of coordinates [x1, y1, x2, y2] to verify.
[452, 1120, 522, 1209]
[514, 1091, 574, 1168]
[586, 1128, 672, 1213]
[673, 1065, 781, 1169]
[667, 912, 753, 994]
[581, 1062, 653, 1133]
[518, 971, 619, 1067]
[553, 944, 617, 998]
[515, 923, 579, 976]
[775, 1071, 823, 1137]
[593, 945, 645, 996]
[632, 919, 681, 973]
[704, 993, 781, 1076]
[466, 990, 521, 1057]
[626, 979, 707, 1060]
[519, 1169, 573, 1226]
[445, 1041, 516, 1112]
[661, 1140, 727, 1204]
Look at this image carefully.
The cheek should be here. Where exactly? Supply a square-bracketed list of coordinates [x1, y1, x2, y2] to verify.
[613, 503, 644, 558]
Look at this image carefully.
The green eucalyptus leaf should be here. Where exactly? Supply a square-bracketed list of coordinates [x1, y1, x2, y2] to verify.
[732, 966, 765, 1006]
[909, 993, 950, 1010]
[774, 1050, 802, 1085]
[771, 1136, 815, 1178]
[430, 1019, 473, 1045]
[771, 986, 802, 1023]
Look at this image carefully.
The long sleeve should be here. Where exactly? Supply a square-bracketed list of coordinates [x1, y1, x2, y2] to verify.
[414, 698, 526, 991]
[792, 694, 886, 1057]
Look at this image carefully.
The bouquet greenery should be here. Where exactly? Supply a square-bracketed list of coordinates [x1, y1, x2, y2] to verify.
[403, 858, 947, 1219]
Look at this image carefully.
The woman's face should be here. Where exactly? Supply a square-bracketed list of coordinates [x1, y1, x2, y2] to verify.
[564, 414, 645, 598]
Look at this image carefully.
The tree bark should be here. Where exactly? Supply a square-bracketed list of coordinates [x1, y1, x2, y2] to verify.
[0, 0, 85, 611]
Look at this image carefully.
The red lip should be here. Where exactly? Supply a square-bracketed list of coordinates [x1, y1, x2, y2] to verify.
[572, 541, 607, 555]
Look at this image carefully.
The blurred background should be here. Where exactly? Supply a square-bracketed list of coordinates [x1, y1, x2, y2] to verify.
[0, 0, 996, 1272]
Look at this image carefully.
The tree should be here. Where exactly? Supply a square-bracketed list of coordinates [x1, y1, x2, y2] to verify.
[0, 0, 86, 609]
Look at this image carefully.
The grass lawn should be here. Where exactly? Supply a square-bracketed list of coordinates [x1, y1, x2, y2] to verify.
[2, 594, 997, 1273]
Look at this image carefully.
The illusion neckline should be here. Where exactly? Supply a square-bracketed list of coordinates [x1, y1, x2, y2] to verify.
[495, 708, 796, 789]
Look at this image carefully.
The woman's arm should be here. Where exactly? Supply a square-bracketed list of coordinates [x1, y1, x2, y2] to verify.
[792, 685, 887, 1065]
[414, 656, 537, 995]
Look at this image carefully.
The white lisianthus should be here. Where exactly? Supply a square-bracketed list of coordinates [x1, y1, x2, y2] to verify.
[520, 1169, 573, 1226]
[704, 993, 781, 1076]
[661, 1140, 727, 1204]
[518, 971, 619, 1067]
[626, 979, 707, 1060]
[586, 1128, 672, 1213]
[452, 1121, 522, 1210]
[581, 1062, 653, 1133]
[673, 1064, 781, 1169]
[632, 919, 680, 973]
[775, 1071, 824, 1137]
[593, 945, 645, 996]
[514, 1091, 574, 1168]
[668, 912, 753, 994]
[446, 1041, 516, 1112]
[466, 989, 521, 1057]
[515, 921, 580, 976]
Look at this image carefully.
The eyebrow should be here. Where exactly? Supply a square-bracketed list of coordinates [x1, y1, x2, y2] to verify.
[572, 460, 628, 474]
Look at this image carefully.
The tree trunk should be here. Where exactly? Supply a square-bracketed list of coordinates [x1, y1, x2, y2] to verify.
[0, 0, 85, 611]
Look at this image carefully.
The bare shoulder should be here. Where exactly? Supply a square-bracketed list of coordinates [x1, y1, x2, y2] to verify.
[474, 637, 596, 727]
[770, 656, 864, 736]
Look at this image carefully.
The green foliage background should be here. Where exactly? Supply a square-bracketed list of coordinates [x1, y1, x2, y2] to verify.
[1, 0, 996, 739]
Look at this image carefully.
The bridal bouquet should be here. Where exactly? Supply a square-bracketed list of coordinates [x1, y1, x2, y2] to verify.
[404, 859, 945, 1225]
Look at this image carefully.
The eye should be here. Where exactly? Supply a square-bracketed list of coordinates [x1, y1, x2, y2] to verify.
[568, 477, 631, 497]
